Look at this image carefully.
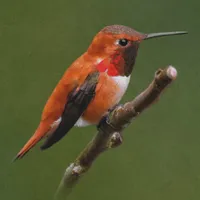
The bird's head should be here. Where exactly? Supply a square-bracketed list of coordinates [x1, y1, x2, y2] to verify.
[87, 25, 187, 76]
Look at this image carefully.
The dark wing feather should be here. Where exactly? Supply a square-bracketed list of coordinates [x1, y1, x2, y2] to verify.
[40, 71, 99, 150]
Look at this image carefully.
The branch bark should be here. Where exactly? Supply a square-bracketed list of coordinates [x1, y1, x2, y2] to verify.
[55, 65, 177, 199]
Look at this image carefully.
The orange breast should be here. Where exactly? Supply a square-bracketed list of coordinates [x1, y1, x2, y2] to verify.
[82, 73, 120, 123]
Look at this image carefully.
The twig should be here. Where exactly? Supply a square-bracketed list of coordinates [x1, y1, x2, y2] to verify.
[55, 65, 177, 199]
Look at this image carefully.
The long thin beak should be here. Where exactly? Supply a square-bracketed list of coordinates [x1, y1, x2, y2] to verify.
[144, 31, 188, 40]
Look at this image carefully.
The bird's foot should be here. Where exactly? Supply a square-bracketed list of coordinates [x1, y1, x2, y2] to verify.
[97, 103, 122, 130]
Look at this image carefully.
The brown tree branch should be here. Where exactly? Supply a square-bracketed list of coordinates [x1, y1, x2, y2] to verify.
[55, 65, 177, 200]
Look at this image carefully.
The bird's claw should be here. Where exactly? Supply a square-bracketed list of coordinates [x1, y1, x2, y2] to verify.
[97, 103, 122, 130]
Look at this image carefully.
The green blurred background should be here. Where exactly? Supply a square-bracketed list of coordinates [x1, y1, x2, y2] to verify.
[0, 0, 199, 199]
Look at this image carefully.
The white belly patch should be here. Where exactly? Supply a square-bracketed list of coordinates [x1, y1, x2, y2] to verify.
[111, 75, 130, 103]
[75, 117, 91, 127]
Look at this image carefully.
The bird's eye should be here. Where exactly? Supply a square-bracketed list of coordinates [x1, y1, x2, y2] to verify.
[117, 38, 129, 47]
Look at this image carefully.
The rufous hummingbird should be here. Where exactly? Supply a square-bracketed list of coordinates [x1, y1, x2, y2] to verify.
[14, 25, 187, 160]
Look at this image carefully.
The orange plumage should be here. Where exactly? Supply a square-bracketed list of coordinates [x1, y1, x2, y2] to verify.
[15, 52, 122, 159]
[15, 25, 187, 160]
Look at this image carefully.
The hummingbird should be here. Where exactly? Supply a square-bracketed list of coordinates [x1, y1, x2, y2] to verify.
[14, 25, 187, 160]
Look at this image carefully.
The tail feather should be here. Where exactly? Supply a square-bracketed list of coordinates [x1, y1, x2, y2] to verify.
[13, 136, 40, 161]
[13, 124, 48, 162]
